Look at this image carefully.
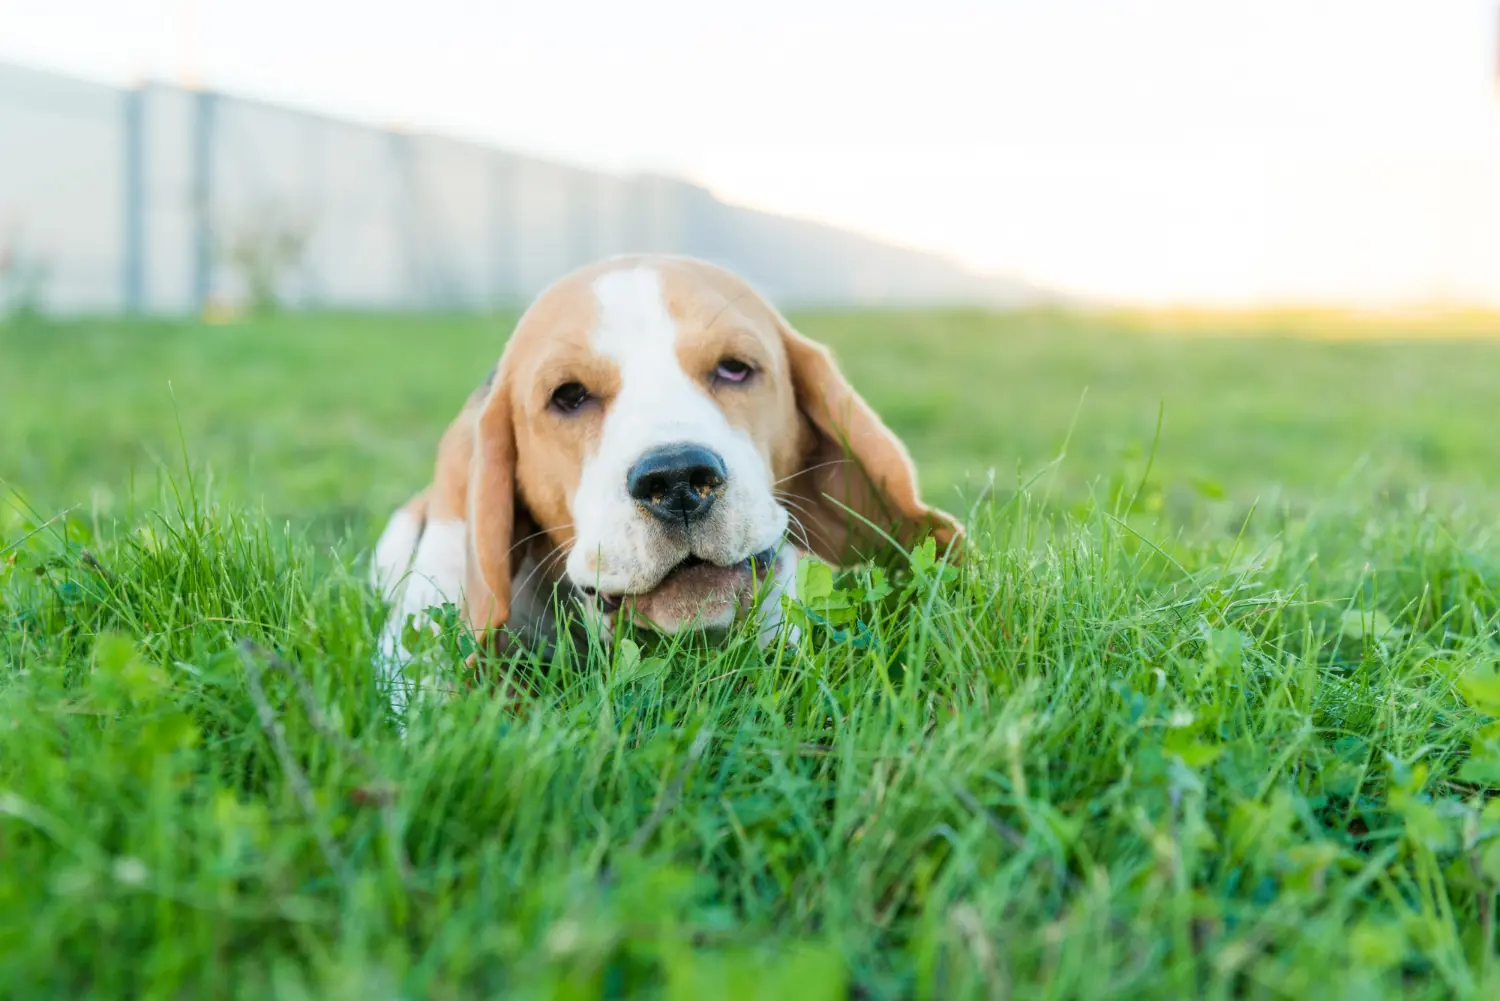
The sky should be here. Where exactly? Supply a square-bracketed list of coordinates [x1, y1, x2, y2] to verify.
[3, 0, 1500, 306]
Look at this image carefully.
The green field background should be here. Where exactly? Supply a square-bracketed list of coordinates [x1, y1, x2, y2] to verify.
[5, 310, 1499, 527]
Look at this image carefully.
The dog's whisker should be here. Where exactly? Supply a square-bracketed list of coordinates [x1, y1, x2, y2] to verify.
[773, 500, 831, 554]
[513, 545, 572, 600]
[774, 458, 849, 487]
[782, 514, 817, 554]
[773, 491, 836, 534]
[506, 523, 573, 560]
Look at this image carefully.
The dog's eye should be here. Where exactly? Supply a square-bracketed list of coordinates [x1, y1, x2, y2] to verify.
[549, 381, 592, 414]
[713, 359, 754, 385]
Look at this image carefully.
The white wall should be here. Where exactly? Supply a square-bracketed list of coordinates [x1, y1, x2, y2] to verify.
[0, 63, 1017, 316]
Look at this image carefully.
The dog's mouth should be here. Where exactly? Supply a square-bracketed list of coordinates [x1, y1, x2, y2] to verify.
[585, 547, 779, 614]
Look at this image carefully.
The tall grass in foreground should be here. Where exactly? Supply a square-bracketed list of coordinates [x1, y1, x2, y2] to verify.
[3, 471, 1500, 1000]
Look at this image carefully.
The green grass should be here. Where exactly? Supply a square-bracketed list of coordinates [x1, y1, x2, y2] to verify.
[4, 310, 1500, 998]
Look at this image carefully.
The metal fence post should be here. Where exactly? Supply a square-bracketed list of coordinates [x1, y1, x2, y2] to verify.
[490, 156, 517, 305]
[191, 89, 217, 312]
[569, 172, 594, 269]
[121, 85, 146, 313]
[388, 131, 424, 309]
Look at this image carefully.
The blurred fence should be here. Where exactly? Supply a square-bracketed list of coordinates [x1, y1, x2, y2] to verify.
[0, 62, 1013, 315]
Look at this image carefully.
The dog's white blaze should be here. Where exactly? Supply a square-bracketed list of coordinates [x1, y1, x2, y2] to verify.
[373, 518, 468, 715]
[567, 266, 786, 596]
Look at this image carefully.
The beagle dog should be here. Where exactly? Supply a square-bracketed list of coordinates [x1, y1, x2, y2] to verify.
[370, 254, 960, 708]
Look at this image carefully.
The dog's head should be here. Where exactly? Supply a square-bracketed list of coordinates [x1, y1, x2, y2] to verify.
[464, 255, 961, 636]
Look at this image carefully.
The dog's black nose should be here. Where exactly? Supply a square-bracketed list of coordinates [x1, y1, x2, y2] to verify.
[627, 444, 727, 524]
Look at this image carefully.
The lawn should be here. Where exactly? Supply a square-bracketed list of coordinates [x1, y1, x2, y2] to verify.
[3, 309, 1500, 999]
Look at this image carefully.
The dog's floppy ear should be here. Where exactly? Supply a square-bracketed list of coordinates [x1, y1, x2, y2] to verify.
[463, 366, 519, 634]
[778, 317, 963, 565]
